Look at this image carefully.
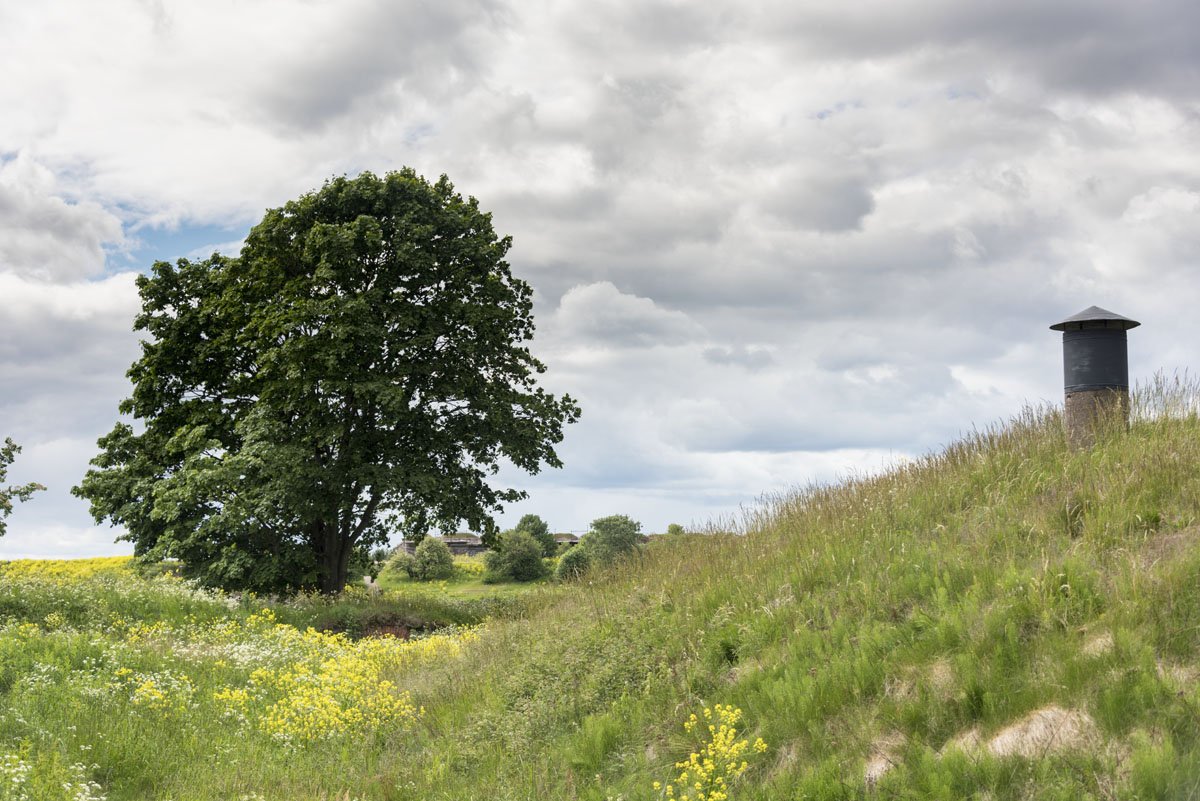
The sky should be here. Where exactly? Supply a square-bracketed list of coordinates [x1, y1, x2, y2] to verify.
[1, 1, 1198, 558]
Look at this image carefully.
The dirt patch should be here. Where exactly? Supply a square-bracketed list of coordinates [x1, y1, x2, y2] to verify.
[1082, 631, 1114, 657]
[927, 659, 955, 698]
[1156, 661, 1198, 686]
[361, 623, 412, 639]
[942, 726, 982, 754]
[769, 742, 801, 779]
[986, 706, 1099, 758]
[885, 659, 954, 703]
[863, 732, 905, 787]
[883, 675, 915, 700]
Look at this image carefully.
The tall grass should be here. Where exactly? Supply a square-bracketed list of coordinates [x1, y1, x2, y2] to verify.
[4, 375, 1200, 799]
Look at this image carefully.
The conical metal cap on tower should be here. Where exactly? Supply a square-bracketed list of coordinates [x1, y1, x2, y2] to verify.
[1050, 306, 1141, 332]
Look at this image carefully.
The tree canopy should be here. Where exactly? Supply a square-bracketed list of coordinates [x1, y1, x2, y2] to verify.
[583, 514, 642, 564]
[0, 438, 45, 537]
[75, 169, 580, 594]
[513, 513, 556, 557]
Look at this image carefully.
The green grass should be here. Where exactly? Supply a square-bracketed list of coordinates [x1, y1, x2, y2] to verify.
[375, 553, 552, 600]
[6, 375, 1200, 799]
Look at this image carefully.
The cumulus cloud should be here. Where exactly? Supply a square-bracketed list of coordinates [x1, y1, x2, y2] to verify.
[0, 155, 125, 281]
[546, 282, 705, 348]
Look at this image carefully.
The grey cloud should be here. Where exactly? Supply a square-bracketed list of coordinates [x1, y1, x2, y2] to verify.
[0, 273, 142, 440]
[702, 345, 773, 370]
[0, 273, 142, 556]
[251, 0, 504, 131]
[758, 169, 876, 232]
[555, 1, 728, 65]
[760, 0, 1200, 99]
[584, 76, 691, 173]
[670, 361, 966, 454]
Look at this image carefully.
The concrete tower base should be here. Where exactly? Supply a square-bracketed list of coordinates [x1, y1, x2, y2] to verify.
[1064, 388, 1129, 449]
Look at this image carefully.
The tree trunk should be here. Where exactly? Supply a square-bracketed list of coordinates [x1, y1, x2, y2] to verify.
[318, 522, 350, 595]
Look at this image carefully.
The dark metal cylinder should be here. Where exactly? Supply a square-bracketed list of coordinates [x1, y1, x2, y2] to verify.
[1062, 327, 1129, 392]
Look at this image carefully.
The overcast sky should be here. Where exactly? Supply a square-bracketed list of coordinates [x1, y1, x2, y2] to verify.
[2, 1, 1198, 557]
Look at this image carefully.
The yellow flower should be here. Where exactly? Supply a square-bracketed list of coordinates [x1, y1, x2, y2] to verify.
[652, 706, 767, 800]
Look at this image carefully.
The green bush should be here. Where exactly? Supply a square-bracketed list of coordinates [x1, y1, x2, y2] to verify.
[583, 514, 642, 565]
[385, 550, 417, 580]
[515, 513, 557, 558]
[485, 530, 549, 582]
[413, 538, 455, 581]
[555, 546, 591, 581]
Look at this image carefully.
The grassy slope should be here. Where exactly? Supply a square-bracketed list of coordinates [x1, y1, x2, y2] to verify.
[4, 381, 1200, 799]
[395, 383, 1200, 801]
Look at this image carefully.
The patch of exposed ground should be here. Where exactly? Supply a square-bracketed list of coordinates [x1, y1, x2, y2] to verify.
[884, 658, 955, 704]
[1156, 661, 1198, 687]
[987, 706, 1099, 758]
[943, 706, 1100, 760]
[863, 732, 905, 786]
[944, 726, 982, 754]
[1082, 631, 1114, 657]
[927, 658, 955, 697]
[883, 674, 914, 700]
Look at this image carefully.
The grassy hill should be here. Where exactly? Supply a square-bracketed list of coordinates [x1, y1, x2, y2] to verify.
[4, 378, 1200, 799]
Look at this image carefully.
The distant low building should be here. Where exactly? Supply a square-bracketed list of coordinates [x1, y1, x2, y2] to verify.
[554, 533, 581, 548]
[400, 534, 487, 557]
[442, 534, 487, 556]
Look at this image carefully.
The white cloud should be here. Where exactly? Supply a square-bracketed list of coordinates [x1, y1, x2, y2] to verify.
[0, 155, 125, 280]
[547, 282, 705, 348]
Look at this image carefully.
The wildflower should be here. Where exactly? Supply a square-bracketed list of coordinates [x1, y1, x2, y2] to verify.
[653, 705, 766, 801]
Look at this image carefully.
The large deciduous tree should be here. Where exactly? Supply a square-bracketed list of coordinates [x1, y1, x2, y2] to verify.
[75, 170, 580, 594]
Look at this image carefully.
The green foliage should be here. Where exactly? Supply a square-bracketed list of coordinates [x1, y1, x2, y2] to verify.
[583, 513, 642, 565]
[73, 169, 580, 595]
[665, 522, 685, 536]
[555, 544, 591, 581]
[345, 545, 389, 583]
[7, 376, 1200, 799]
[0, 438, 45, 537]
[515, 513, 556, 557]
[484, 529, 549, 582]
[412, 538, 455, 581]
[384, 549, 417, 579]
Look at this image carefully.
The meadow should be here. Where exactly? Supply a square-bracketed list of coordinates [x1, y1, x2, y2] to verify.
[375, 553, 550, 601]
[3, 376, 1200, 798]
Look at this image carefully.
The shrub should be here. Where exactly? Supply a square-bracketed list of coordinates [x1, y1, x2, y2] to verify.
[484, 530, 549, 582]
[385, 551, 417, 580]
[584, 514, 642, 565]
[514, 514, 557, 558]
[555, 546, 591, 581]
[413, 538, 455, 581]
[666, 523, 685, 536]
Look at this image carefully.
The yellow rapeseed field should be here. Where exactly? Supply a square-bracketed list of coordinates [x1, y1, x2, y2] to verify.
[0, 555, 133, 580]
